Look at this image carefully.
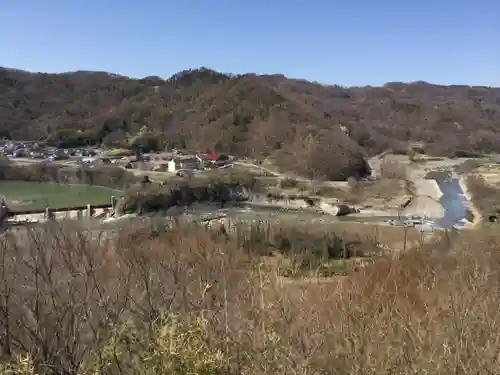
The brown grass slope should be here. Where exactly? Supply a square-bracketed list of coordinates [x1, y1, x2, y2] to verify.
[2, 222, 500, 374]
[1, 66, 500, 178]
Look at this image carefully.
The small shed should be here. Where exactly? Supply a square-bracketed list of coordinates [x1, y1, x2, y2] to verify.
[168, 157, 200, 172]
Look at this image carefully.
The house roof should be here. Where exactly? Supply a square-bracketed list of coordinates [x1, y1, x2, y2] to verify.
[171, 156, 198, 163]
[200, 153, 220, 161]
[154, 160, 170, 165]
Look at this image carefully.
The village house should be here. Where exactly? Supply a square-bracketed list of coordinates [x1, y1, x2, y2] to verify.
[165, 153, 231, 173]
[197, 153, 229, 168]
[167, 156, 200, 173]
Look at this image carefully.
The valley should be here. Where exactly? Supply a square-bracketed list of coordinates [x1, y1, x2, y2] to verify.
[0, 67, 499, 375]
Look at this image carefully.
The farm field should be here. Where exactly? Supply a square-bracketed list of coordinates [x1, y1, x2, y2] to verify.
[0, 181, 121, 211]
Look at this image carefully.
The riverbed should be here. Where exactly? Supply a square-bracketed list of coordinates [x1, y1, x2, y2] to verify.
[2, 174, 475, 231]
[228, 177, 471, 229]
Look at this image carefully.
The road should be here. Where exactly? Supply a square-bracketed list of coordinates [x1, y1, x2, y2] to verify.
[9, 157, 75, 167]
[234, 161, 282, 177]
[233, 161, 349, 188]
[10, 157, 339, 187]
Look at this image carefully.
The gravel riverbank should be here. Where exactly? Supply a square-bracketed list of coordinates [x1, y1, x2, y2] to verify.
[458, 176, 481, 228]
[404, 175, 445, 219]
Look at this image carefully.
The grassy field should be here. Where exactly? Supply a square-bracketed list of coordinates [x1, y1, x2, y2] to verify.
[0, 181, 121, 211]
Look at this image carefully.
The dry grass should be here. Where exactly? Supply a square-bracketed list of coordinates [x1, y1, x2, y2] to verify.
[474, 164, 500, 185]
[313, 178, 405, 204]
[355, 178, 406, 201]
[0, 220, 499, 374]
[323, 221, 425, 251]
[466, 174, 500, 221]
[0, 159, 136, 189]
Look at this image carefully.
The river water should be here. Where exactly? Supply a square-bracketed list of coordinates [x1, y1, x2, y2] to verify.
[434, 178, 469, 229]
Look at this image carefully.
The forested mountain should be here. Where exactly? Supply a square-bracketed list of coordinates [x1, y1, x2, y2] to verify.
[1, 66, 499, 179]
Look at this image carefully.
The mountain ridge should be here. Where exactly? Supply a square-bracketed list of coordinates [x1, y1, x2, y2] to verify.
[4, 66, 498, 89]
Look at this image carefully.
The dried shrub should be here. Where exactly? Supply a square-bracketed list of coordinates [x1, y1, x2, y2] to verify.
[379, 159, 408, 180]
[466, 174, 500, 218]
[1, 220, 500, 374]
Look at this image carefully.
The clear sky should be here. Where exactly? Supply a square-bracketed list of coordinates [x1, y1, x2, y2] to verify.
[1, 0, 499, 86]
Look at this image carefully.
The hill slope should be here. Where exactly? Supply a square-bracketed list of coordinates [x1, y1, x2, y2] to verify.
[1, 66, 499, 179]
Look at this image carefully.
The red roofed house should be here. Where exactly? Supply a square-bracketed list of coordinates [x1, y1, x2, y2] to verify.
[202, 153, 220, 161]
[196, 153, 229, 169]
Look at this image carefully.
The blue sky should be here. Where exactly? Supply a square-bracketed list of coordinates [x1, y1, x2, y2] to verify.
[1, 0, 499, 86]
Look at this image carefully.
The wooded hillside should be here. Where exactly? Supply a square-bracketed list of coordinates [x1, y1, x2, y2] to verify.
[1, 66, 499, 179]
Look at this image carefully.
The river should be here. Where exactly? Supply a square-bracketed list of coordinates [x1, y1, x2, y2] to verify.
[434, 178, 470, 229]
[221, 177, 473, 230]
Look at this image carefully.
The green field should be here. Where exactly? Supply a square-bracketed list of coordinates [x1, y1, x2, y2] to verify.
[0, 181, 121, 211]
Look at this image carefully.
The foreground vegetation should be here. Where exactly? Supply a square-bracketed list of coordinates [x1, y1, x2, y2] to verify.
[1, 219, 499, 374]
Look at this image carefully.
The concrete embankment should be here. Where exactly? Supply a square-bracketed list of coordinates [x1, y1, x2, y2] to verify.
[427, 179, 444, 200]
[404, 178, 445, 219]
[245, 194, 353, 216]
[458, 176, 481, 228]
[8, 207, 111, 224]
